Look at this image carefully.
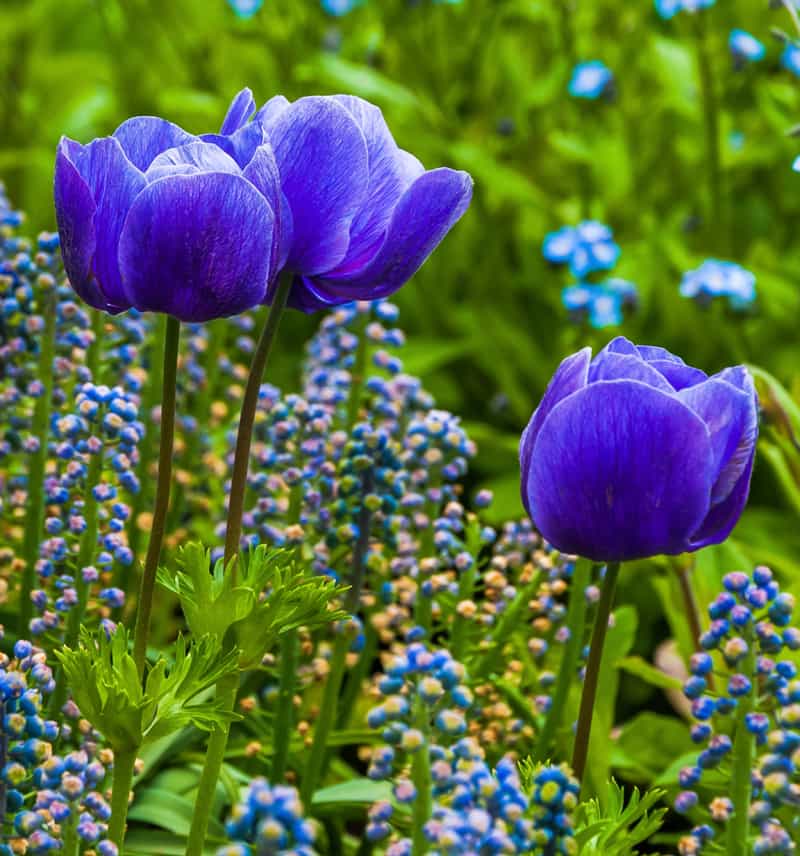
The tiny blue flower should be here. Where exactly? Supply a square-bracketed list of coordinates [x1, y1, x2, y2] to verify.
[562, 279, 637, 328]
[322, 0, 364, 15]
[655, 0, 714, 19]
[729, 29, 765, 65]
[679, 259, 756, 310]
[568, 61, 614, 99]
[543, 221, 621, 278]
[226, 0, 264, 19]
[782, 42, 800, 77]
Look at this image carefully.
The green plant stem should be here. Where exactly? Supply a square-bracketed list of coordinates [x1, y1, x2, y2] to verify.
[20, 286, 56, 635]
[49, 449, 104, 716]
[693, 12, 724, 252]
[301, 471, 374, 804]
[132, 315, 180, 678]
[184, 670, 239, 856]
[270, 628, 299, 782]
[346, 313, 369, 428]
[674, 559, 704, 649]
[224, 273, 293, 577]
[534, 559, 593, 762]
[107, 746, 137, 851]
[727, 627, 756, 856]
[61, 811, 79, 856]
[87, 308, 104, 381]
[571, 561, 621, 783]
[410, 698, 432, 856]
[126, 315, 166, 574]
[184, 276, 292, 856]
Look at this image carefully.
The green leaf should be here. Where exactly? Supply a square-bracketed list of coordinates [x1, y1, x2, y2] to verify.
[616, 656, 683, 692]
[311, 778, 393, 811]
[611, 713, 695, 782]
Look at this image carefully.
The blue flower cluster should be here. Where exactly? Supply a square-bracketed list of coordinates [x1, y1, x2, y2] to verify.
[543, 222, 637, 328]
[568, 61, 614, 100]
[529, 764, 580, 855]
[0, 639, 116, 855]
[217, 779, 317, 855]
[676, 568, 799, 855]
[655, 0, 714, 20]
[679, 259, 756, 311]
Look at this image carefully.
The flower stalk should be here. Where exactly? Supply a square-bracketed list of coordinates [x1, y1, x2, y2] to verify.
[270, 628, 299, 782]
[410, 697, 433, 856]
[132, 314, 181, 677]
[727, 626, 756, 856]
[20, 284, 57, 635]
[107, 746, 137, 849]
[534, 559, 593, 763]
[571, 561, 621, 783]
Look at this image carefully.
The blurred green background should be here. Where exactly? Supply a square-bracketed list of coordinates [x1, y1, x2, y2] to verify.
[3, 0, 800, 571]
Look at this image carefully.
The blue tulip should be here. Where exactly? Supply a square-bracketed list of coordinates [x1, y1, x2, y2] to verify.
[520, 338, 758, 562]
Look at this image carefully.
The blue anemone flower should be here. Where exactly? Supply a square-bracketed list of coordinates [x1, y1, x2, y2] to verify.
[568, 61, 614, 99]
[729, 29, 765, 65]
[542, 221, 620, 278]
[655, 0, 714, 19]
[679, 260, 756, 311]
[562, 279, 637, 328]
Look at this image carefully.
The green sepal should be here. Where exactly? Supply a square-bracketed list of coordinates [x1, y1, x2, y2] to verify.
[56, 625, 241, 752]
[158, 543, 349, 669]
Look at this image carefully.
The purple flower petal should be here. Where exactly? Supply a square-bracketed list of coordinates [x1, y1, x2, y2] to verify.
[528, 380, 714, 561]
[112, 117, 195, 171]
[646, 361, 707, 390]
[220, 88, 256, 135]
[328, 95, 424, 274]
[256, 95, 290, 129]
[314, 167, 473, 302]
[588, 350, 674, 392]
[266, 96, 369, 275]
[636, 345, 685, 364]
[689, 454, 755, 549]
[56, 136, 146, 310]
[202, 122, 266, 168]
[54, 140, 107, 312]
[242, 144, 292, 279]
[678, 373, 758, 504]
[117, 172, 275, 322]
[520, 348, 591, 516]
[145, 141, 241, 182]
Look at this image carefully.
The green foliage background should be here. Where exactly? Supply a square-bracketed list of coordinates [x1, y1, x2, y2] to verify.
[3, 0, 800, 603]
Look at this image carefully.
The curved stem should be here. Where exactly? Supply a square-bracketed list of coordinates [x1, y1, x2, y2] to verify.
[534, 559, 593, 763]
[87, 308, 104, 381]
[270, 628, 298, 782]
[107, 746, 137, 850]
[184, 670, 239, 856]
[132, 315, 180, 677]
[571, 561, 620, 783]
[20, 286, 56, 635]
[727, 626, 756, 856]
[224, 273, 293, 575]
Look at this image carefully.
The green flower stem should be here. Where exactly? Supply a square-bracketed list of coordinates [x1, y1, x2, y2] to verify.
[336, 622, 376, 730]
[410, 698, 433, 856]
[727, 626, 756, 856]
[132, 315, 180, 678]
[224, 274, 293, 577]
[20, 285, 56, 635]
[449, 522, 481, 662]
[49, 449, 104, 716]
[693, 12, 724, 253]
[674, 559, 704, 649]
[270, 627, 299, 782]
[125, 315, 166, 574]
[184, 669, 239, 856]
[533, 559, 593, 763]
[107, 745, 137, 851]
[87, 308, 104, 381]
[185, 276, 292, 856]
[301, 471, 374, 804]
[346, 313, 369, 429]
[571, 561, 621, 783]
[61, 811, 79, 856]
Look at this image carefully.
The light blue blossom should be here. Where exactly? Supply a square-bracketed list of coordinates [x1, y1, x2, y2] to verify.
[655, 0, 714, 19]
[562, 279, 637, 328]
[542, 221, 621, 278]
[679, 259, 756, 310]
[226, 0, 263, 18]
[568, 61, 614, 99]
[729, 29, 765, 65]
[781, 42, 800, 77]
[321, 0, 364, 15]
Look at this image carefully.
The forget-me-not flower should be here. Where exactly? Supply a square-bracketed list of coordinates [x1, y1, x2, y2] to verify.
[542, 221, 620, 279]
[568, 61, 614, 99]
